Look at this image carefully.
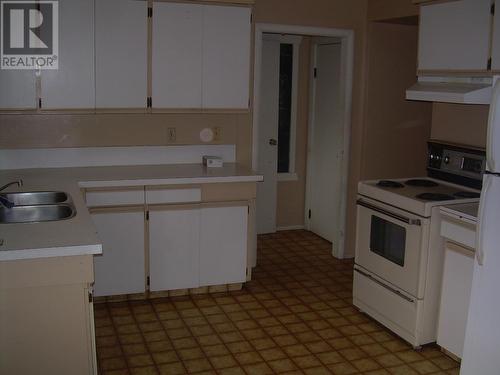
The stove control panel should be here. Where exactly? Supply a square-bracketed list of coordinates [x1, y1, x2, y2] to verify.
[428, 142, 486, 188]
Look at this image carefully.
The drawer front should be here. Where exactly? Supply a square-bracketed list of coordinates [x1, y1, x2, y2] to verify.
[146, 188, 201, 205]
[86, 189, 144, 207]
[353, 267, 418, 342]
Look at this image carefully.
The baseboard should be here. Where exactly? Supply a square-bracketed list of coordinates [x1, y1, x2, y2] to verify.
[276, 225, 305, 231]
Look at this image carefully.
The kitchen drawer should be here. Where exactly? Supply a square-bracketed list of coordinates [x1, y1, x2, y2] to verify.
[85, 188, 144, 207]
[353, 267, 419, 345]
[146, 187, 201, 205]
[440, 217, 476, 249]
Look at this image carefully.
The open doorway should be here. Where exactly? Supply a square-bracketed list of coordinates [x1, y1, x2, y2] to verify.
[253, 24, 353, 259]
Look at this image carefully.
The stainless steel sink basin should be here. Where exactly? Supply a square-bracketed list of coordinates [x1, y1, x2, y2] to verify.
[0, 204, 76, 224]
[0, 191, 68, 206]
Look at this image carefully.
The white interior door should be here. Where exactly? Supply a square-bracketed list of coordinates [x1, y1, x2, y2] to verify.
[256, 38, 280, 234]
[306, 42, 343, 245]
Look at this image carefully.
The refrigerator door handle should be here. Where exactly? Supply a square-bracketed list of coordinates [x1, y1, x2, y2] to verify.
[476, 175, 491, 266]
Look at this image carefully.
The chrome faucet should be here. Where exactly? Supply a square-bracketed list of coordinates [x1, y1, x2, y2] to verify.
[0, 180, 23, 208]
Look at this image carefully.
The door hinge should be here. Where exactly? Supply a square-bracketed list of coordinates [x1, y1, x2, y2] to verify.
[147, 97, 152, 108]
[146, 276, 150, 286]
[88, 291, 93, 303]
[38, 98, 42, 109]
[488, 57, 492, 70]
[148, 6, 152, 18]
[491, 2, 495, 15]
[146, 211, 149, 220]
[308, 209, 311, 219]
[313, 68, 317, 78]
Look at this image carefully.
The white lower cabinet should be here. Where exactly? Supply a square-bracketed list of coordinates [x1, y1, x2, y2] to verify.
[437, 241, 474, 358]
[149, 207, 201, 291]
[200, 206, 248, 286]
[91, 209, 146, 297]
[149, 205, 248, 291]
[87, 187, 251, 295]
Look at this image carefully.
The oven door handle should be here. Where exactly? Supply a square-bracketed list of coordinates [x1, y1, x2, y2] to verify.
[357, 199, 421, 226]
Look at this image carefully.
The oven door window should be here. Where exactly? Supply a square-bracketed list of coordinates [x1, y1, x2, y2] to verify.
[370, 216, 406, 267]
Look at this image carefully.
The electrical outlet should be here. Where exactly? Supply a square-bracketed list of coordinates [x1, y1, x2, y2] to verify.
[213, 127, 222, 142]
[167, 127, 176, 143]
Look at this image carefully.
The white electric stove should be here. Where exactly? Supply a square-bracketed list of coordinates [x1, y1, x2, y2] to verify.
[353, 142, 485, 348]
[358, 177, 481, 217]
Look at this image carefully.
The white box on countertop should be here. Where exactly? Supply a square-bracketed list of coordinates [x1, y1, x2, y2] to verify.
[203, 156, 223, 168]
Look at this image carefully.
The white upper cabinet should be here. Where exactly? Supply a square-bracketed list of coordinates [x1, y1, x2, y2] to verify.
[95, 0, 148, 108]
[202, 5, 251, 109]
[152, 2, 203, 109]
[0, 71, 37, 109]
[152, 3, 251, 109]
[41, 0, 94, 108]
[492, 2, 500, 71]
[418, 0, 492, 71]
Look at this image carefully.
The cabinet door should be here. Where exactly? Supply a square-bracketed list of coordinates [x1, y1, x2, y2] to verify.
[91, 209, 146, 297]
[437, 242, 474, 358]
[418, 0, 492, 71]
[492, 1, 500, 71]
[202, 5, 251, 109]
[149, 207, 200, 291]
[41, 0, 94, 108]
[152, 2, 203, 108]
[199, 205, 247, 286]
[95, 0, 147, 108]
[0, 71, 37, 109]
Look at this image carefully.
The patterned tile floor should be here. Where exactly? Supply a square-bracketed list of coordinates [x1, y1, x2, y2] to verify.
[94, 230, 460, 375]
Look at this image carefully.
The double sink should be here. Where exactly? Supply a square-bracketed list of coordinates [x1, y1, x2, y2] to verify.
[0, 192, 76, 224]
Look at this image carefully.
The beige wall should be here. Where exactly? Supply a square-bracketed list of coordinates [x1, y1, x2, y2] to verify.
[361, 22, 432, 180]
[276, 38, 310, 229]
[431, 103, 489, 148]
[0, 113, 253, 166]
[367, 0, 420, 21]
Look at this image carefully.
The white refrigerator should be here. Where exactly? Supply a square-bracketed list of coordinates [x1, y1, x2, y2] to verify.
[461, 79, 500, 374]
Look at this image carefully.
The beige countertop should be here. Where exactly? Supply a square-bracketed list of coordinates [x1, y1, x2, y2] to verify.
[0, 163, 263, 261]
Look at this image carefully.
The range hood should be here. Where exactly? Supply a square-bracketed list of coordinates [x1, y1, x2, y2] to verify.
[406, 76, 493, 105]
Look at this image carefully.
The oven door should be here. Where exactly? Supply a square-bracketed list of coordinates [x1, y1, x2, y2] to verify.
[355, 197, 429, 298]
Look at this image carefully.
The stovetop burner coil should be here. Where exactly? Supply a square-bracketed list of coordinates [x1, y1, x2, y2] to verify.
[377, 180, 405, 188]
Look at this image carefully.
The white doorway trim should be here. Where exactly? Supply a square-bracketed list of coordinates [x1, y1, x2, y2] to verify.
[252, 24, 354, 259]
